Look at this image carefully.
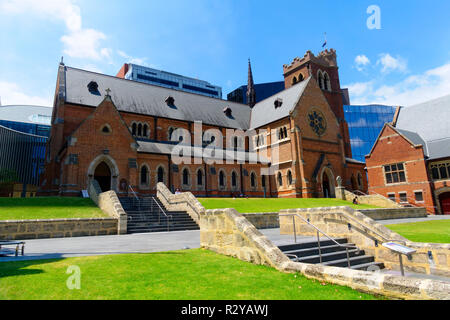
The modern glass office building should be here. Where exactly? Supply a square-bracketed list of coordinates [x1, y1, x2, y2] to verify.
[0, 105, 52, 196]
[344, 104, 397, 163]
[120, 64, 223, 99]
[227, 81, 285, 105]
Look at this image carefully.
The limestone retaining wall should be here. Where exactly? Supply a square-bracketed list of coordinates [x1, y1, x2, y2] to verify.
[343, 189, 401, 208]
[279, 207, 450, 277]
[242, 213, 279, 229]
[0, 218, 118, 240]
[358, 207, 427, 220]
[156, 182, 204, 224]
[201, 208, 449, 300]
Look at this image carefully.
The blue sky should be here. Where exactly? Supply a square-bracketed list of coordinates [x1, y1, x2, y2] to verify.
[1, 0, 450, 107]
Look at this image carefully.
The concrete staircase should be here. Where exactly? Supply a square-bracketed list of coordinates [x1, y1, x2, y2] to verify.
[119, 197, 199, 234]
[278, 238, 385, 271]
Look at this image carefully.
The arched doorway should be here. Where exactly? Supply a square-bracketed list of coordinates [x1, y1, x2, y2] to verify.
[439, 192, 450, 215]
[321, 168, 335, 198]
[94, 162, 111, 192]
[351, 175, 357, 191]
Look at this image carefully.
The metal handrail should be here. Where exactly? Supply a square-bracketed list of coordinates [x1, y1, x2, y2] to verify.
[152, 197, 173, 231]
[280, 213, 359, 267]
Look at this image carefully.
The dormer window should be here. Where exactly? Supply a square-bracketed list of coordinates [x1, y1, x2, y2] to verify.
[87, 81, 99, 93]
[223, 107, 232, 117]
[165, 96, 175, 106]
[274, 98, 283, 109]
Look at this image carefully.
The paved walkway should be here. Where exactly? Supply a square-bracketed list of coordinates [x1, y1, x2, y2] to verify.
[377, 215, 450, 225]
[0, 230, 200, 262]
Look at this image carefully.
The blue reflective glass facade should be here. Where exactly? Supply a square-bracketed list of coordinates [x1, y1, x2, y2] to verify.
[227, 81, 285, 104]
[344, 105, 397, 162]
[0, 120, 50, 137]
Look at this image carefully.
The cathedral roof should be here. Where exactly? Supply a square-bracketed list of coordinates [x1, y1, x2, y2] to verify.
[61, 66, 312, 131]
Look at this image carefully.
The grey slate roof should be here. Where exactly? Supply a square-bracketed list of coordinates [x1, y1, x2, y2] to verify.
[249, 78, 310, 129]
[395, 94, 450, 160]
[0, 105, 52, 125]
[64, 67, 251, 130]
[63, 66, 314, 131]
[137, 141, 270, 163]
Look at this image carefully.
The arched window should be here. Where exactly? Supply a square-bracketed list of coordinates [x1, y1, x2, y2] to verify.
[140, 165, 149, 186]
[233, 136, 239, 150]
[298, 73, 304, 82]
[182, 168, 190, 186]
[357, 172, 363, 190]
[232, 171, 238, 187]
[262, 175, 266, 188]
[287, 170, 293, 185]
[250, 172, 256, 188]
[143, 124, 149, 138]
[323, 72, 331, 91]
[318, 71, 324, 90]
[101, 124, 111, 134]
[219, 170, 225, 187]
[277, 172, 283, 186]
[132, 123, 137, 136]
[197, 169, 203, 186]
[157, 167, 165, 183]
[137, 123, 142, 137]
[292, 76, 297, 85]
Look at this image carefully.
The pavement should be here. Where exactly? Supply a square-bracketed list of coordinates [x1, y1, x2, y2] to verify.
[377, 215, 450, 225]
[0, 230, 200, 262]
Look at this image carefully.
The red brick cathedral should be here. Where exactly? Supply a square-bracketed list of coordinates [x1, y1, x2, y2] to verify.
[39, 49, 367, 198]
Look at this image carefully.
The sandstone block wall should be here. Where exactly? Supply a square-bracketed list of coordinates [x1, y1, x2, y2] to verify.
[0, 218, 117, 240]
[279, 207, 450, 277]
[358, 207, 427, 220]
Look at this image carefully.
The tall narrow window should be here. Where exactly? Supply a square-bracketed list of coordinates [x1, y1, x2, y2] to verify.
[182, 168, 190, 186]
[219, 171, 225, 187]
[287, 170, 293, 185]
[251, 172, 256, 188]
[232, 171, 237, 187]
[138, 123, 142, 137]
[143, 124, 148, 138]
[132, 123, 137, 136]
[278, 172, 283, 186]
[140, 166, 149, 186]
[157, 167, 164, 183]
[197, 169, 203, 186]
[262, 175, 266, 189]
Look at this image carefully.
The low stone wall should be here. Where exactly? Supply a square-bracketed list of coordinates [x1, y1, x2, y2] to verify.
[201, 208, 290, 270]
[0, 218, 118, 240]
[242, 213, 279, 229]
[279, 207, 450, 277]
[156, 182, 204, 224]
[89, 181, 127, 234]
[359, 207, 427, 220]
[201, 207, 450, 300]
[342, 189, 401, 208]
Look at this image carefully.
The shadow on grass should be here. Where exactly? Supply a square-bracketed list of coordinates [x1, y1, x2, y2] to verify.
[0, 256, 65, 279]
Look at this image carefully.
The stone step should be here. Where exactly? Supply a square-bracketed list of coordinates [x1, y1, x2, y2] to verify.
[278, 238, 348, 252]
[293, 248, 365, 264]
[127, 224, 199, 234]
[321, 255, 376, 268]
[282, 243, 357, 257]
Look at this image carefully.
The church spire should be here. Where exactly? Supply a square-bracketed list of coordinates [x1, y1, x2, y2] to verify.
[246, 58, 256, 108]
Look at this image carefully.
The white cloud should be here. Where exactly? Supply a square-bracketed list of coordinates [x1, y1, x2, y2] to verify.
[355, 55, 370, 71]
[345, 62, 450, 106]
[117, 50, 153, 67]
[377, 53, 407, 73]
[350, 137, 365, 147]
[1, 0, 111, 61]
[0, 81, 52, 107]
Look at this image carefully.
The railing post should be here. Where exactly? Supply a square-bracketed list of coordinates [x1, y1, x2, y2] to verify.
[399, 254, 405, 276]
[292, 216, 297, 243]
[317, 231, 322, 264]
[346, 248, 351, 268]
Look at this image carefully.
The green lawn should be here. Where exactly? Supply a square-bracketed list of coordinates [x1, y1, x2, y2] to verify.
[0, 197, 107, 220]
[386, 219, 450, 244]
[0, 249, 382, 300]
[198, 198, 378, 213]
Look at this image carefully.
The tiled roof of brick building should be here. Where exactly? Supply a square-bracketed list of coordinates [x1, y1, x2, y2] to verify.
[395, 94, 450, 160]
